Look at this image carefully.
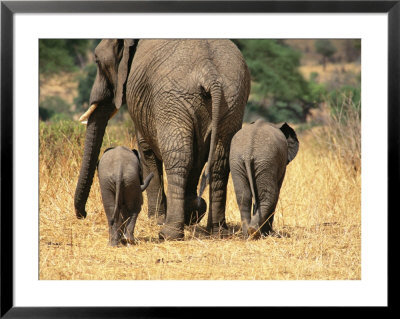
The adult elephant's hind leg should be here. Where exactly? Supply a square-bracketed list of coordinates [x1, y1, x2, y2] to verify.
[230, 170, 252, 238]
[138, 141, 167, 225]
[184, 151, 207, 226]
[207, 140, 231, 237]
[159, 128, 193, 240]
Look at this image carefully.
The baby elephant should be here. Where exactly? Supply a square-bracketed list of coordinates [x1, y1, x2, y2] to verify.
[229, 119, 299, 239]
[97, 146, 154, 246]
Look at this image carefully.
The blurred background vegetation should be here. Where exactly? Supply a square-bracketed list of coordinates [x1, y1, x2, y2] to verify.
[39, 39, 361, 127]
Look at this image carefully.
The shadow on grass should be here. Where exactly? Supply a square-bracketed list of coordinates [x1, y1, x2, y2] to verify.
[134, 223, 299, 244]
[133, 236, 164, 244]
[185, 222, 244, 240]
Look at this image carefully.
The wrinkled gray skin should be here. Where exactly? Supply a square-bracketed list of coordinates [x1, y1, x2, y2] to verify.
[74, 39, 250, 240]
[229, 120, 299, 239]
[97, 146, 153, 246]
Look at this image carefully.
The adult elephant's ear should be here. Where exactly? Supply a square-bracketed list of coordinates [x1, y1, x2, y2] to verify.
[280, 123, 299, 163]
[132, 149, 140, 161]
[114, 39, 137, 109]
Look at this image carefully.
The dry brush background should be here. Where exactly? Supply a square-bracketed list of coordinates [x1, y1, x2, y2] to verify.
[39, 113, 361, 280]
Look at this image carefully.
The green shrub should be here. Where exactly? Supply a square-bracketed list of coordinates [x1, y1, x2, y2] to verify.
[314, 40, 337, 69]
[39, 120, 136, 172]
[39, 106, 54, 121]
[40, 120, 86, 150]
[328, 85, 361, 114]
[39, 39, 100, 75]
[236, 39, 326, 122]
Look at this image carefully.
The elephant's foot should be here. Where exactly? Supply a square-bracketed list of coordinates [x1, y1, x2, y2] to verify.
[261, 229, 288, 238]
[184, 209, 206, 226]
[147, 201, 167, 222]
[247, 226, 261, 240]
[208, 221, 229, 238]
[121, 231, 136, 245]
[157, 214, 166, 225]
[121, 237, 136, 245]
[260, 222, 278, 237]
[241, 223, 250, 239]
[159, 222, 185, 241]
[75, 208, 87, 219]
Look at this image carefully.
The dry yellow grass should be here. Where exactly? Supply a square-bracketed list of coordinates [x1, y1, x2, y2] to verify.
[299, 63, 361, 87]
[40, 72, 79, 105]
[39, 121, 360, 280]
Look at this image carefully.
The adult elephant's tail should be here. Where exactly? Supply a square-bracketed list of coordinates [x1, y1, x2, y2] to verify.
[205, 80, 222, 178]
[206, 80, 222, 231]
[199, 71, 222, 232]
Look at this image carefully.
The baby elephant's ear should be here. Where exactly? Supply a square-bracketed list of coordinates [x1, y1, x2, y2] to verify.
[103, 147, 115, 154]
[279, 123, 299, 163]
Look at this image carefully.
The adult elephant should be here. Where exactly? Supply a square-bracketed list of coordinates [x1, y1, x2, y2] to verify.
[74, 39, 251, 240]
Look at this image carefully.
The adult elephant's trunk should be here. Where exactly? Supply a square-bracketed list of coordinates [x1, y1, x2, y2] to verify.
[74, 104, 115, 219]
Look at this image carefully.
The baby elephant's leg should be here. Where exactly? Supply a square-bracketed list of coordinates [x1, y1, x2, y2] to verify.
[121, 186, 142, 244]
[260, 175, 285, 237]
[231, 173, 252, 237]
[259, 204, 277, 236]
[123, 212, 139, 245]
[249, 186, 279, 239]
[100, 188, 121, 246]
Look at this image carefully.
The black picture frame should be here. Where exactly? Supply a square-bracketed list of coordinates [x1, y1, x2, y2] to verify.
[1, 1, 394, 317]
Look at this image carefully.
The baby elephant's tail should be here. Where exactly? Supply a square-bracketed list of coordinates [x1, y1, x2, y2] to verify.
[244, 159, 258, 216]
[141, 172, 154, 192]
[111, 177, 123, 226]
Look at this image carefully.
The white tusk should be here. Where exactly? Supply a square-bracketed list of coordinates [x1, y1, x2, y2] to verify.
[78, 103, 98, 123]
[109, 108, 119, 120]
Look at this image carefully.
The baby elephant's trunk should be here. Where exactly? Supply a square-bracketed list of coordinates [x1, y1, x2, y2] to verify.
[141, 172, 154, 192]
